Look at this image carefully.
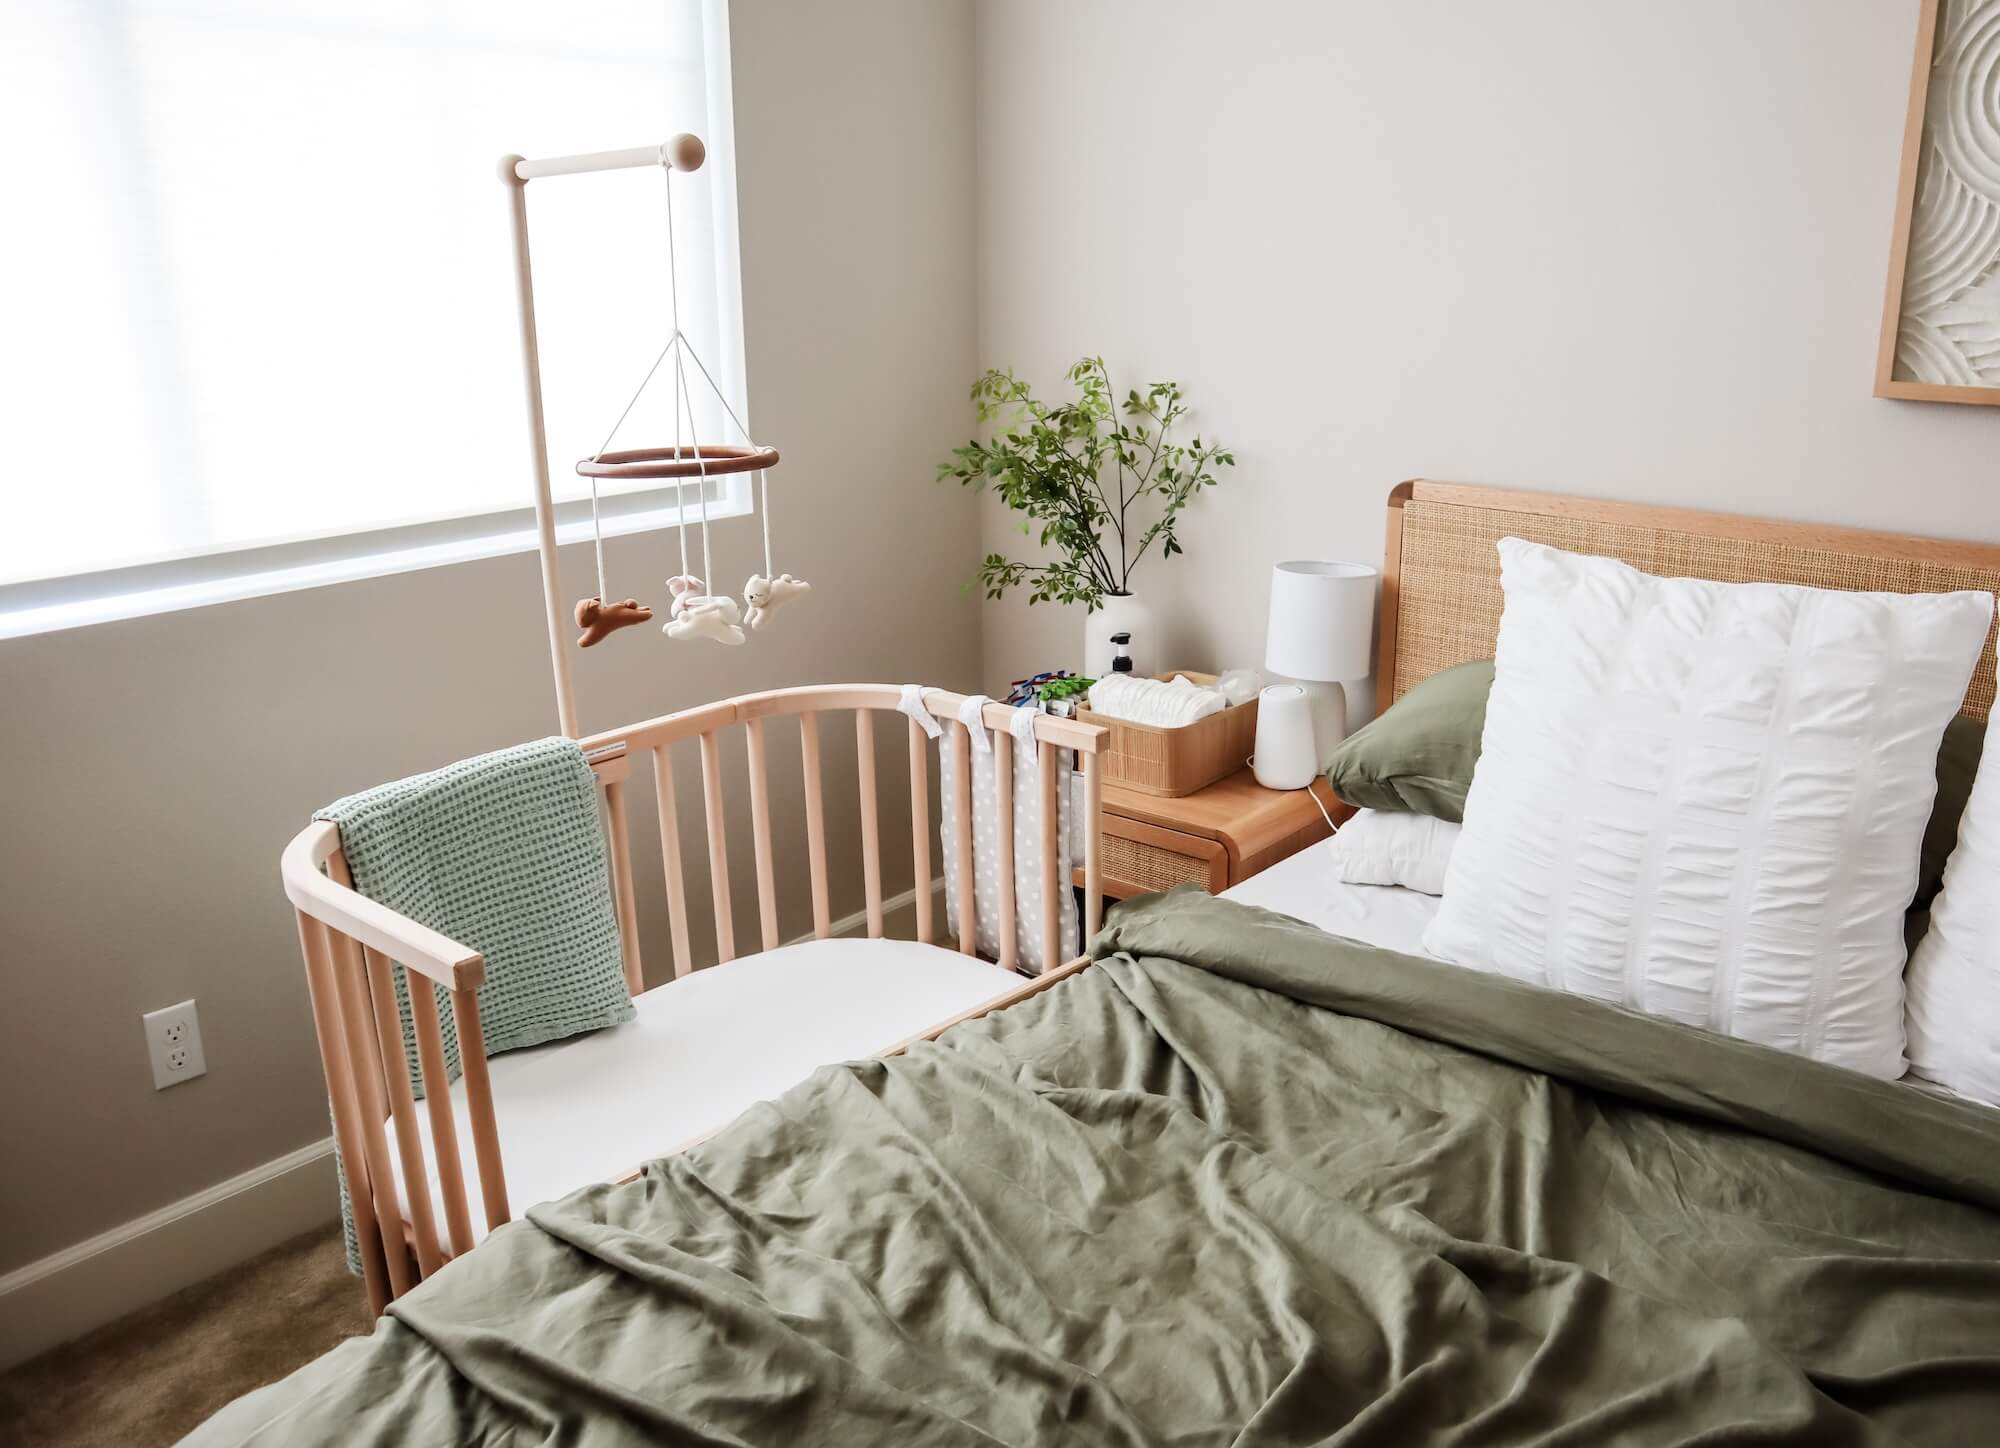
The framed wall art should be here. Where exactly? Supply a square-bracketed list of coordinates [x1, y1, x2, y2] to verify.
[1876, 0, 2000, 406]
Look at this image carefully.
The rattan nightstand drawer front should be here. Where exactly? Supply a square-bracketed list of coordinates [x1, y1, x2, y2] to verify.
[1096, 818, 1229, 898]
[1103, 832, 1208, 892]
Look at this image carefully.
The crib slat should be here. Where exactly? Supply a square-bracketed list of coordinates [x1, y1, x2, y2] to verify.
[1083, 749, 1103, 940]
[1040, 741, 1061, 972]
[953, 721, 977, 956]
[296, 912, 392, 1313]
[800, 712, 832, 939]
[651, 745, 694, 979]
[362, 950, 446, 1276]
[992, 730, 1018, 972]
[328, 928, 415, 1298]
[699, 730, 736, 963]
[450, 986, 511, 1234]
[406, 979, 473, 1258]
[745, 717, 780, 952]
[856, 711, 884, 938]
[908, 717, 933, 944]
[602, 778, 645, 994]
[324, 851, 416, 1297]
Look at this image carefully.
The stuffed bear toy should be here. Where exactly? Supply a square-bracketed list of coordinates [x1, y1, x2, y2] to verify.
[574, 596, 652, 647]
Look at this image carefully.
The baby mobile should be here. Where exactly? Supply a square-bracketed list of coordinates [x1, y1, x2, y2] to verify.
[501, 133, 809, 732]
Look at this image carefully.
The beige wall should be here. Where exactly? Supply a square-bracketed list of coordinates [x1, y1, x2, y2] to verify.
[0, 0, 977, 1274]
[973, 0, 2000, 700]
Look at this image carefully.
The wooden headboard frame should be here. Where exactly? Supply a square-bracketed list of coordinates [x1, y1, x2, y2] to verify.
[1377, 480, 2000, 722]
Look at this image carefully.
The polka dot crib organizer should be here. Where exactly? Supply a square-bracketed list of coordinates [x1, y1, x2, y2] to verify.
[936, 702, 1080, 976]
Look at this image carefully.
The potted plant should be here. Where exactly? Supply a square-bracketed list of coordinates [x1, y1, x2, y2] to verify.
[937, 356, 1234, 677]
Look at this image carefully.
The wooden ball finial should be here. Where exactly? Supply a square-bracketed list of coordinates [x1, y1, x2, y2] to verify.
[663, 133, 706, 172]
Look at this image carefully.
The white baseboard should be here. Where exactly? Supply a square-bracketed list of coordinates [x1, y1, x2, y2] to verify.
[795, 878, 949, 946]
[0, 1137, 339, 1371]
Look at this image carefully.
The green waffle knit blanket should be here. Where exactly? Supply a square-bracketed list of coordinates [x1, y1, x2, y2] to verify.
[314, 735, 635, 1273]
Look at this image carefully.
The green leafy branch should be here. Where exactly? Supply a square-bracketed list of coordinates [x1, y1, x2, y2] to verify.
[935, 356, 1234, 611]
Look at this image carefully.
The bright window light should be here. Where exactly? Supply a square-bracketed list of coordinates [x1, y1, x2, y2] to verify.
[0, 0, 745, 608]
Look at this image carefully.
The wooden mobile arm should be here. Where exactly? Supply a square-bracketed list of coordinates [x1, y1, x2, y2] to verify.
[281, 819, 486, 991]
[498, 132, 710, 737]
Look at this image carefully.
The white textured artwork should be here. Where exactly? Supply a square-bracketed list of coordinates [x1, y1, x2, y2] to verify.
[1887, 0, 2000, 393]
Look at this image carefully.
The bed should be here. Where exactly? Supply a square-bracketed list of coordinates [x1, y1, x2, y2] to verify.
[202, 482, 2000, 1444]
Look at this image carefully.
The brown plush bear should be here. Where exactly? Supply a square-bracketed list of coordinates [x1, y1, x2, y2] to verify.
[574, 596, 653, 648]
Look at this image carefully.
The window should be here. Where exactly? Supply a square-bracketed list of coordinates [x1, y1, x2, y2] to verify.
[0, 0, 744, 634]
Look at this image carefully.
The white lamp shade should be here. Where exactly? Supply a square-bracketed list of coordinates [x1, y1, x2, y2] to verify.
[1264, 560, 1378, 682]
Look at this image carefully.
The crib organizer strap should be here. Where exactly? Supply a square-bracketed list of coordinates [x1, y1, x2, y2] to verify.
[281, 683, 1105, 1313]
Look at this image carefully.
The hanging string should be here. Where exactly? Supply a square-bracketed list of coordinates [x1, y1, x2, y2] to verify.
[759, 466, 774, 577]
[671, 331, 688, 580]
[662, 144, 683, 345]
[588, 334, 677, 463]
[663, 157, 719, 587]
[581, 330, 679, 602]
[663, 148, 759, 458]
[674, 341, 714, 585]
[678, 342, 755, 448]
[588, 476, 607, 600]
[663, 152, 703, 583]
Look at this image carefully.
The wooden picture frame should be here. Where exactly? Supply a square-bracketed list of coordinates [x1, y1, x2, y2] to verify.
[1874, 0, 2000, 406]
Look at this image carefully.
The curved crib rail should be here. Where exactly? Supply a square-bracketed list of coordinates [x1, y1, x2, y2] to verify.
[282, 683, 1107, 1312]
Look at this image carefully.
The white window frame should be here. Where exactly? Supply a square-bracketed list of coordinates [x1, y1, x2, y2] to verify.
[0, 0, 748, 643]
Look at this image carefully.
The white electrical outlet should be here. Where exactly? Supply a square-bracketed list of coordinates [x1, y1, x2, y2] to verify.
[143, 1000, 208, 1089]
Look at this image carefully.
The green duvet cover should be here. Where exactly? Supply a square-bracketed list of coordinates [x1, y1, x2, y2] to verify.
[188, 890, 2000, 1445]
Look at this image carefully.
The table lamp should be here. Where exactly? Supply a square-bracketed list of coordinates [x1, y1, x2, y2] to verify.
[1263, 560, 1378, 769]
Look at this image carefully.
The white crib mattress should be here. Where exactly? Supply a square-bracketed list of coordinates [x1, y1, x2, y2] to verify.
[382, 937, 1024, 1247]
[1219, 843, 1445, 960]
[383, 861, 1446, 1252]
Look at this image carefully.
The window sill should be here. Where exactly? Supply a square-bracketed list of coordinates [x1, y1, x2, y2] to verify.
[0, 488, 751, 642]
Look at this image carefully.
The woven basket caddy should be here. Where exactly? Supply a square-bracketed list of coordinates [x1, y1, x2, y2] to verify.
[1074, 672, 1260, 798]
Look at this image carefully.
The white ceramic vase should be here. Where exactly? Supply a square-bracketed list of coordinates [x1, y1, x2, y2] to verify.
[1084, 591, 1155, 679]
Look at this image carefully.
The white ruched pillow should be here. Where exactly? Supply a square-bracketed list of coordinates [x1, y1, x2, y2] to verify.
[1422, 538, 1993, 1079]
[1905, 710, 2000, 1105]
[1328, 809, 1459, 896]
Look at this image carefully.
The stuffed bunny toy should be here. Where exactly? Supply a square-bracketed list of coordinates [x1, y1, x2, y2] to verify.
[663, 576, 745, 645]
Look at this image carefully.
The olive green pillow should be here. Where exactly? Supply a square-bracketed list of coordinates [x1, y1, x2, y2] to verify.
[1325, 659, 1493, 823]
[1920, 713, 1984, 909]
[1329, 658, 1983, 905]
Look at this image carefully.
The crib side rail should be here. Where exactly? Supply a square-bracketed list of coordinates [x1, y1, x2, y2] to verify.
[281, 821, 485, 990]
[582, 684, 1107, 979]
[282, 821, 508, 1313]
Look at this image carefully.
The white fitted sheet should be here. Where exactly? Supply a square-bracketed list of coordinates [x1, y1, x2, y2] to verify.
[1220, 842, 1445, 959]
[383, 937, 1023, 1245]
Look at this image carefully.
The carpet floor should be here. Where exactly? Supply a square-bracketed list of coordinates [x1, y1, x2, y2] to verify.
[0, 1225, 366, 1446]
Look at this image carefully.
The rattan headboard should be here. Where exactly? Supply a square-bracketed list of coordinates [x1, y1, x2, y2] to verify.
[1378, 481, 2000, 722]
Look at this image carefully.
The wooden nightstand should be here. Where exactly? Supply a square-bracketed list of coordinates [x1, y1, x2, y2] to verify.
[1076, 768, 1349, 900]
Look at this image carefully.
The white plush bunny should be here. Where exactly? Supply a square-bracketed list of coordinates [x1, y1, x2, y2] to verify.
[743, 572, 811, 630]
[664, 574, 706, 619]
[665, 598, 744, 645]
[662, 576, 745, 645]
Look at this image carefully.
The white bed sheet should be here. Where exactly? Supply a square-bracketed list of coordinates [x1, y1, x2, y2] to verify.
[383, 937, 1023, 1246]
[1221, 841, 1446, 959]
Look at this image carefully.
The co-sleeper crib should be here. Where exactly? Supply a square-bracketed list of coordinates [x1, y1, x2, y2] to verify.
[281, 684, 1107, 1313]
